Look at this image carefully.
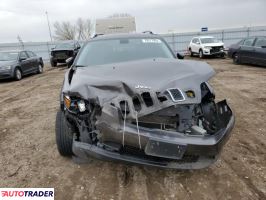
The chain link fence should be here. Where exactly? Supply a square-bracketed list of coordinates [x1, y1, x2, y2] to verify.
[162, 25, 266, 54]
[0, 26, 265, 61]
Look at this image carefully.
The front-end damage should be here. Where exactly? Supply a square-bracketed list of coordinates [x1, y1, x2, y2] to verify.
[61, 59, 235, 169]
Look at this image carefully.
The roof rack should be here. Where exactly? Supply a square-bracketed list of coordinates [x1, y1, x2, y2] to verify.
[142, 31, 154, 34]
[92, 33, 104, 38]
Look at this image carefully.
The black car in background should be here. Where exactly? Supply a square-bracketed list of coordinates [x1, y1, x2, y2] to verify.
[0, 50, 43, 81]
[228, 36, 266, 66]
[50, 41, 81, 67]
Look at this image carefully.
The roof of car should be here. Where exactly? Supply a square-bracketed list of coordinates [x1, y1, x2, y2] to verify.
[91, 33, 162, 41]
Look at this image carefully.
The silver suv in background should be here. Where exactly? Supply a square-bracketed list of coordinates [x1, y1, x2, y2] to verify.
[188, 36, 225, 58]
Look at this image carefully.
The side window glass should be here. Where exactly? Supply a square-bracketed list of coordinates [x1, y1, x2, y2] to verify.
[27, 51, 33, 57]
[20, 52, 28, 59]
[254, 38, 266, 47]
[243, 38, 255, 46]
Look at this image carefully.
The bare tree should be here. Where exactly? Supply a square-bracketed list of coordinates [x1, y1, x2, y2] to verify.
[53, 21, 76, 40]
[76, 18, 91, 40]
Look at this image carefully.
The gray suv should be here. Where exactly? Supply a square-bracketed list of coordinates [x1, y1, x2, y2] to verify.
[0, 50, 43, 81]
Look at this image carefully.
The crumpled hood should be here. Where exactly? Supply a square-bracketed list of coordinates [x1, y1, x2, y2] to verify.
[62, 58, 215, 109]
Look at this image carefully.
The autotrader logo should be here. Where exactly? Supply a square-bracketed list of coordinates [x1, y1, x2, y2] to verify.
[0, 188, 54, 199]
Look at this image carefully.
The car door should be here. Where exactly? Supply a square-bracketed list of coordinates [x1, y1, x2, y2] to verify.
[239, 38, 256, 64]
[19, 51, 31, 74]
[27, 51, 38, 71]
[253, 37, 266, 66]
[194, 38, 201, 53]
[191, 38, 199, 53]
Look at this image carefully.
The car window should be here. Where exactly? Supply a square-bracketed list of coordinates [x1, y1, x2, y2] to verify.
[27, 51, 36, 57]
[76, 38, 175, 67]
[200, 37, 219, 44]
[254, 38, 266, 47]
[20, 51, 28, 59]
[237, 39, 244, 45]
[243, 38, 255, 46]
[76, 42, 81, 49]
[194, 38, 199, 44]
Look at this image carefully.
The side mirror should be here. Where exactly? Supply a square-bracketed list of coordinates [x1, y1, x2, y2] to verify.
[177, 53, 184, 59]
[66, 57, 74, 68]
[196, 42, 200, 45]
[19, 57, 27, 61]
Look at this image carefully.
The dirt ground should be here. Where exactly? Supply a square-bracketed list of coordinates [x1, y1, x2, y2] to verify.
[0, 58, 265, 200]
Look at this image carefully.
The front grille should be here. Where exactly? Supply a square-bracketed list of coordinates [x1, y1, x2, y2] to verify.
[166, 88, 185, 102]
[211, 46, 223, 53]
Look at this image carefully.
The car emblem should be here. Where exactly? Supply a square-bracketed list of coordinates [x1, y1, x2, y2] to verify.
[135, 85, 151, 89]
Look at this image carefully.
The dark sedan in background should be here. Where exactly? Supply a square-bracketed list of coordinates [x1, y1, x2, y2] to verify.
[228, 36, 266, 66]
[50, 40, 81, 67]
[0, 50, 43, 81]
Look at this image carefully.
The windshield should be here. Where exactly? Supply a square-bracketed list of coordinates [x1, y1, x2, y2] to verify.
[201, 37, 219, 44]
[0, 52, 18, 61]
[55, 42, 74, 49]
[76, 38, 174, 66]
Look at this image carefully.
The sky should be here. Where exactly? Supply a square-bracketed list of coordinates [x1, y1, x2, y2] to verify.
[0, 0, 265, 42]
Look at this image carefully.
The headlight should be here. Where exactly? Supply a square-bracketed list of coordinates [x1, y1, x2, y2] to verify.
[63, 95, 71, 109]
[77, 100, 86, 112]
[203, 46, 212, 49]
[1, 65, 12, 70]
[63, 95, 86, 113]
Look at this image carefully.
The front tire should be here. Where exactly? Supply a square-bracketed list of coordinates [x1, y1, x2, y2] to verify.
[199, 49, 204, 59]
[189, 48, 194, 57]
[14, 68, 22, 81]
[233, 53, 240, 64]
[55, 110, 73, 156]
[37, 64, 43, 74]
[51, 60, 57, 67]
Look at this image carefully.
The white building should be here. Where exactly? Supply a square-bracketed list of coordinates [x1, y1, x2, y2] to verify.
[95, 16, 136, 34]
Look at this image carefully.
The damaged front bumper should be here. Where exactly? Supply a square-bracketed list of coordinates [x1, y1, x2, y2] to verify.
[72, 100, 235, 169]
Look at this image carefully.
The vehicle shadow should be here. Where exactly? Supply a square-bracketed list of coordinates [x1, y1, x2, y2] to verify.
[0, 72, 39, 84]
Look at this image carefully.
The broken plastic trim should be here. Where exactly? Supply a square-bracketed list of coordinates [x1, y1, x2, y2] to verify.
[141, 92, 154, 107]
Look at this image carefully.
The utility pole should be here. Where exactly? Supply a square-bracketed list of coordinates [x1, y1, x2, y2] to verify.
[45, 11, 53, 42]
[17, 35, 24, 50]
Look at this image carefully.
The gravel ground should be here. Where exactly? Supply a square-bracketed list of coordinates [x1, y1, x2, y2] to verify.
[0, 58, 265, 200]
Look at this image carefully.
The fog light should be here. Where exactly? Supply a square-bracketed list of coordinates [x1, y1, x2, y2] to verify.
[77, 100, 86, 112]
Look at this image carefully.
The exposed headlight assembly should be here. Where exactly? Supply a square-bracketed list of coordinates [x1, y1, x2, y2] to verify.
[63, 95, 86, 113]
[77, 100, 86, 112]
[203, 46, 212, 49]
